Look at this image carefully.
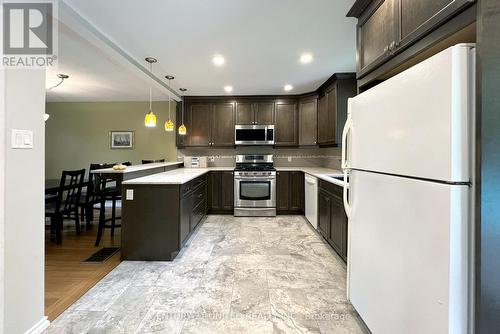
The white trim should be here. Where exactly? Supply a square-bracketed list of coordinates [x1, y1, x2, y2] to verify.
[24, 317, 50, 334]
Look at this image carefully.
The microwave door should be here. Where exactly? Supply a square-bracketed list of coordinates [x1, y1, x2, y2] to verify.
[235, 128, 267, 145]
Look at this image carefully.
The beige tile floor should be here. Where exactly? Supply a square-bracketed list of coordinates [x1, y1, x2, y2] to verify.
[44, 215, 369, 334]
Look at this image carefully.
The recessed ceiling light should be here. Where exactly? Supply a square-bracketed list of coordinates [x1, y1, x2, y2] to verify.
[224, 85, 233, 93]
[299, 53, 313, 64]
[284, 84, 293, 92]
[212, 54, 225, 66]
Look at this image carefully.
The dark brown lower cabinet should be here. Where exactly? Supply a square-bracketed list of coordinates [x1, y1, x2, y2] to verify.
[318, 180, 348, 261]
[121, 175, 207, 261]
[208, 171, 234, 213]
[277, 171, 304, 214]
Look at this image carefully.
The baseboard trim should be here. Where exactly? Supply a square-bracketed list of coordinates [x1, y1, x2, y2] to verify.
[24, 316, 50, 334]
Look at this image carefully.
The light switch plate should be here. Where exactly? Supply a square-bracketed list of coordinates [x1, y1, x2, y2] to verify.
[11, 129, 33, 149]
[126, 189, 134, 200]
[287, 156, 292, 162]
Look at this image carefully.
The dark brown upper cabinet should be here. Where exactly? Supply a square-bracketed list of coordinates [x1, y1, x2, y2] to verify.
[212, 102, 235, 146]
[349, 0, 475, 79]
[177, 101, 235, 147]
[274, 101, 298, 146]
[357, 0, 399, 76]
[235, 101, 275, 125]
[317, 75, 357, 146]
[178, 75, 355, 149]
[188, 103, 211, 146]
[255, 102, 275, 124]
[235, 102, 254, 125]
[299, 96, 318, 146]
[318, 94, 328, 145]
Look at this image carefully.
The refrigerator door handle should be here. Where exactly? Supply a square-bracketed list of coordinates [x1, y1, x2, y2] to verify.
[342, 108, 353, 171]
[343, 168, 352, 219]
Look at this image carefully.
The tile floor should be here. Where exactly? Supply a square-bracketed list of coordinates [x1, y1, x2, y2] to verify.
[44, 215, 368, 334]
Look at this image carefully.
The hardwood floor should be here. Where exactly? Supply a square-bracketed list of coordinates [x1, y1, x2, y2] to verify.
[45, 210, 121, 321]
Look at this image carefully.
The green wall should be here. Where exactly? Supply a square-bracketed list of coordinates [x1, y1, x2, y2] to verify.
[45, 101, 178, 179]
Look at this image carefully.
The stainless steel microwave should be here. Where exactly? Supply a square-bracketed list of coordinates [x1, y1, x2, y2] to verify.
[235, 125, 275, 145]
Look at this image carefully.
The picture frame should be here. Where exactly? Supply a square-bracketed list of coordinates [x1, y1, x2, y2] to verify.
[110, 131, 134, 149]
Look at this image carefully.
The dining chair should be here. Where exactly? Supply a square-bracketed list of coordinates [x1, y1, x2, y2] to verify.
[81, 163, 114, 229]
[45, 169, 86, 244]
[90, 164, 122, 246]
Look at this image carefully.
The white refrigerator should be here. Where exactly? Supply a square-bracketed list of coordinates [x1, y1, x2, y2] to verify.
[342, 44, 475, 334]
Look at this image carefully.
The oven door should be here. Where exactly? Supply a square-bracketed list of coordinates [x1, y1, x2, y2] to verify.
[234, 177, 276, 208]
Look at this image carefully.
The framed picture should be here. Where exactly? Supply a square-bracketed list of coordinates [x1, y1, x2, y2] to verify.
[110, 131, 134, 149]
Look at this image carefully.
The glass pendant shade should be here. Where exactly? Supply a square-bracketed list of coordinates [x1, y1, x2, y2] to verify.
[144, 111, 157, 127]
[165, 119, 174, 131]
[178, 124, 187, 135]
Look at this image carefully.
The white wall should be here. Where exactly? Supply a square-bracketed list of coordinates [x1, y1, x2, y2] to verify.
[0, 66, 6, 334]
[1, 69, 47, 334]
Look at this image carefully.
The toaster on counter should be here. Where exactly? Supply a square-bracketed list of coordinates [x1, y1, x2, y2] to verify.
[183, 156, 208, 168]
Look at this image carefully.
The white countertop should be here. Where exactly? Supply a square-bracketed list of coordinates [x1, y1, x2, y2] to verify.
[122, 167, 233, 185]
[276, 167, 346, 187]
[122, 166, 346, 187]
[91, 161, 183, 174]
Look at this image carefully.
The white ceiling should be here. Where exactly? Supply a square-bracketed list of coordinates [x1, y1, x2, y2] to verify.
[48, 0, 357, 101]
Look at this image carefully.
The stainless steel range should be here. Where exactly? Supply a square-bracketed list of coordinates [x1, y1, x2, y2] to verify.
[234, 154, 276, 217]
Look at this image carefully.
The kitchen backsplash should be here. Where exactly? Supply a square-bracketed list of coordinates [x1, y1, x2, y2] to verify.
[178, 147, 342, 170]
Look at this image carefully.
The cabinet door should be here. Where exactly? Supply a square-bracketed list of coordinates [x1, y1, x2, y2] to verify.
[220, 171, 234, 211]
[317, 94, 329, 144]
[180, 195, 192, 245]
[299, 98, 318, 146]
[400, 0, 473, 44]
[318, 190, 331, 240]
[235, 102, 254, 125]
[358, 0, 399, 75]
[255, 102, 275, 124]
[212, 102, 235, 146]
[289, 172, 304, 212]
[188, 103, 211, 146]
[326, 87, 337, 144]
[208, 172, 222, 211]
[276, 172, 290, 212]
[275, 102, 298, 146]
[330, 194, 347, 258]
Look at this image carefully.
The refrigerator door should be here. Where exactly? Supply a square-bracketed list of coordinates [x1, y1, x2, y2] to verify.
[348, 170, 469, 334]
[346, 44, 474, 183]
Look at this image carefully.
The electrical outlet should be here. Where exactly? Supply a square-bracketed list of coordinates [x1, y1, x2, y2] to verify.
[126, 189, 134, 200]
[287, 156, 292, 162]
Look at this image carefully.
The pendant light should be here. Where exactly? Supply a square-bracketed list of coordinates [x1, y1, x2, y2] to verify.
[164, 75, 175, 131]
[144, 57, 157, 127]
[46, 74, 69, 122]
[178, 88, 187, 135]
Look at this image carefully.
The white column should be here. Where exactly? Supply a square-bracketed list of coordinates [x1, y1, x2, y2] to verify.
[1, 68, 48, 334]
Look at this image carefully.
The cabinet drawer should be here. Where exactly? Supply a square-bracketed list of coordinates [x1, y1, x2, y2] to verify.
[191, 199, 206, 230]
[193, 183, 207, 208]
[192, 175, 207, 190]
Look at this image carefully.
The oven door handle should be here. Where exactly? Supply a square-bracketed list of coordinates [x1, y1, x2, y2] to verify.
[234, 177, 276, 181]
